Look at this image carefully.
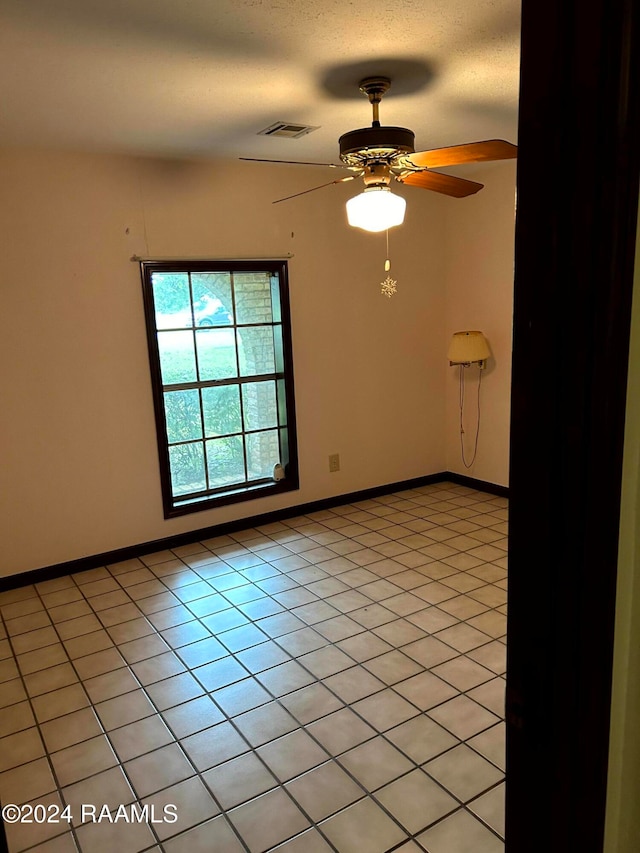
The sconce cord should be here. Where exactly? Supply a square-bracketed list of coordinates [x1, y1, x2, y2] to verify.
[459, 364, 483, 468]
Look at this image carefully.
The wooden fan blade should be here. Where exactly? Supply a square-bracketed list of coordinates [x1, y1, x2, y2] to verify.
[397, 170, 483, 197]
[240, 157, 345, 168]
[408, 139, 517, 169]
[273, 175, 356, 204]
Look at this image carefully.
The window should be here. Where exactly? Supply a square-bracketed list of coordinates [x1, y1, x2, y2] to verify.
[140, 260, 299, 518]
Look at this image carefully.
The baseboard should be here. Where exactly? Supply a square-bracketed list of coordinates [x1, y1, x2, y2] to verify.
[0, 472, 508, 592]
[444, 471, 510, 498]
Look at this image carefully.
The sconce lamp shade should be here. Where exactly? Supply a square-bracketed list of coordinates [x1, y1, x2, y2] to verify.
[448, 330, 491, 365]
[346, 186, 406, 232]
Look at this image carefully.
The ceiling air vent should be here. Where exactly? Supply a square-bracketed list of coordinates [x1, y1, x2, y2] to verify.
[258, 122, 319, 139]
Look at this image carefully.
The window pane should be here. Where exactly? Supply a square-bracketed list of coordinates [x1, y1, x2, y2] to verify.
[202, 385, 242, 437]
[237, 326, 275, 376]
[196, 328, 238, 381]
[246, 430, 280, 480]
[206, 436, 245, 488]
[191, 272, 234, 326]
[279, 427, 290, 465]
[277, 378, 288, 426]
[270, 275, 282, 323]
[234, 272, 273, 325]
[242, 381, 278, 431]
[164, 390, 202, 443]
[273, 323, 285, 373]
[158, 331, 197, 385]
[169, 443, 206, 496]
[152, 273, 193, 329]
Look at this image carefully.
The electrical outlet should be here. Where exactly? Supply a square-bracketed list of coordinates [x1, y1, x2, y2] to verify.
[328, 454, 340, 473]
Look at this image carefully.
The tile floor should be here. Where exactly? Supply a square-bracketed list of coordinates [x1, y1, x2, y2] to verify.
[0, 481, 507, 853]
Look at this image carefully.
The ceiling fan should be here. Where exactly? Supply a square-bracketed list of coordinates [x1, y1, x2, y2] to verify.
[241, 77, 517, 231]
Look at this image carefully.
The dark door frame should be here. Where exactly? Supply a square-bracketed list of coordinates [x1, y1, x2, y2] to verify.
[506, 0, 639, 851]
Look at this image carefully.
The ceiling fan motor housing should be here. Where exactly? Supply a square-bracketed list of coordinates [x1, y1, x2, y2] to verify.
[339, 125, 416, 167]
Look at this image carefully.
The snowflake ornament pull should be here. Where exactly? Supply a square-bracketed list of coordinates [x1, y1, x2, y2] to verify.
[380, 229, 397, 297]
[381, 273, 397, 297]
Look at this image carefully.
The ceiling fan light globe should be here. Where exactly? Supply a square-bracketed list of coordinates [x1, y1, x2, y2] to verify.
[346, 187, 406, 232]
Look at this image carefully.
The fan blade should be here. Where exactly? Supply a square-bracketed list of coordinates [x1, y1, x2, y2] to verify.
[408, 139, 517, 169]
[240, 157, 345, 168]
[397, 170, 483, 197]
[273, 175, 357, 204]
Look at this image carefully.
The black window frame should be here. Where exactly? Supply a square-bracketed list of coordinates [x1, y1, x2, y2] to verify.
[140, 259, 299, 519]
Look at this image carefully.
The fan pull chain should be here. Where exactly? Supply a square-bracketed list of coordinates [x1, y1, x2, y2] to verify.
[381, 229, 397, 297]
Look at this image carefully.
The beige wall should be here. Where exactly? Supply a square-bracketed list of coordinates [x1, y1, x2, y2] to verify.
[604, 205, 640, 853]
[444, 162, 517, 486]
[0, 148, 454, 576]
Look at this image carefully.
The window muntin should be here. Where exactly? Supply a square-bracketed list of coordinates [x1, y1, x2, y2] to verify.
[141, 261, 298, 517]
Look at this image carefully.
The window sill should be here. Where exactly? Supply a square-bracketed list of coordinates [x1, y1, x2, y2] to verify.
[164, 476, 299, 519]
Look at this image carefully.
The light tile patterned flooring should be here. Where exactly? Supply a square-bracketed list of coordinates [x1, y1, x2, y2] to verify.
[0, 482, 507, 853]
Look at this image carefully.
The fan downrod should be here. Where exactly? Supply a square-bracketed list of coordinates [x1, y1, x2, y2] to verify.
[359, 77, 391, 125]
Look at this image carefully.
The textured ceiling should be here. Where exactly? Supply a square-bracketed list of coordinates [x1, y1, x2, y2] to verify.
[0, 0, 521, 163]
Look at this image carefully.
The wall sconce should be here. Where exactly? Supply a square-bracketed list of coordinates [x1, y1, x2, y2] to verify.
[448, 330, 491, 368]
[448, 330, 490, 469]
